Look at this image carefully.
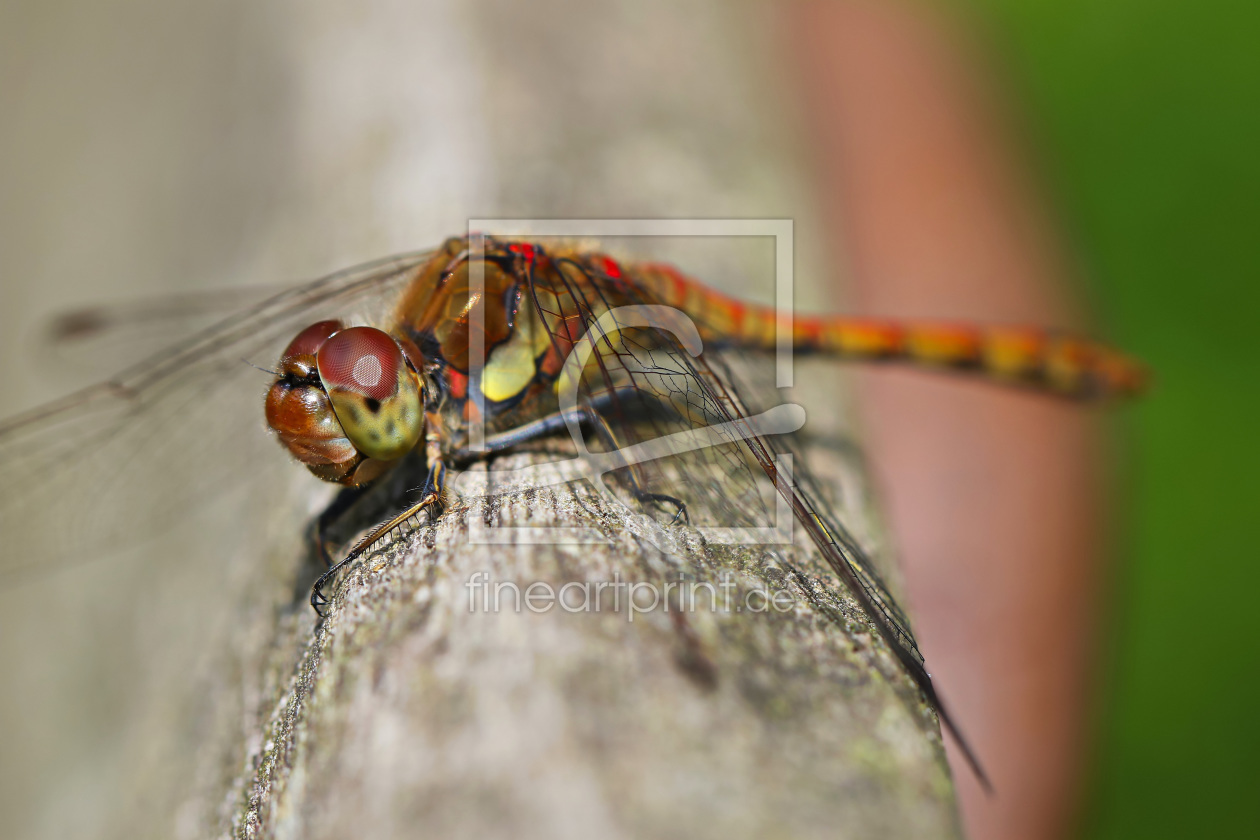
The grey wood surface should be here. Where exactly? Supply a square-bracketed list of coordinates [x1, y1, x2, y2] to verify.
[225, 442, 959, 839]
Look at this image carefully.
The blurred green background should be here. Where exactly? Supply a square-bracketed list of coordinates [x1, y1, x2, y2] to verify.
[968, 0, 1260, 836]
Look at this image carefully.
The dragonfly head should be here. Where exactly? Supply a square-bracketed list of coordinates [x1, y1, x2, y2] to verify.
[265, 320, 427, 485]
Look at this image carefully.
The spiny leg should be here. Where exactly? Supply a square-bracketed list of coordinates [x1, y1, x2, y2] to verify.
[417, 456, 447, 522]
[311, 456, 447, 616]
[450, 407, 588, 465]
[450, 385, 664, 462]
[455, 400, 689, 525]
[452, 390, 688, 522]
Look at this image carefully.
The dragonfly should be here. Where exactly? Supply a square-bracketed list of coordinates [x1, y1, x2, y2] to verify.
[0, 234, 1144, 801]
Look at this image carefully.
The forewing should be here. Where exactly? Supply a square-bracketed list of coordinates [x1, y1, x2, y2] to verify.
[526, 255, 782, 534]
[527, 255, 921, 661]
[531, 257, 996, 783]
[0, 251, 432, 581]
[697, 349, 923, 664]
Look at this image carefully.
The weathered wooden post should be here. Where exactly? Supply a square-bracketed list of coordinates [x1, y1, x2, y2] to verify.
[0, 3, 962, 838]
[230, 447, 959, 839]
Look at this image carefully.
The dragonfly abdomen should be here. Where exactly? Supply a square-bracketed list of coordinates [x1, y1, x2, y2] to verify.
[630, 261, 1146, 399]
[797, 317, 1146, 398]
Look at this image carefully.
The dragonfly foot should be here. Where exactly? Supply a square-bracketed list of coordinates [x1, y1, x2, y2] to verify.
[310, 584, 331, 618]
[310, 542, 366, 618]
[640, 492, 689, 526]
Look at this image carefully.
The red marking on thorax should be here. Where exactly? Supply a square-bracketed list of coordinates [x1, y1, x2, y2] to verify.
[508, 242, 537, 263]
[447, 368, 469, 400]
[599, 255, 624, 281]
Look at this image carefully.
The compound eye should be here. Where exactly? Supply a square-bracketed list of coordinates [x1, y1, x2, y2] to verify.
[316, 326, 423, 461]
[281, 320, 344, 364]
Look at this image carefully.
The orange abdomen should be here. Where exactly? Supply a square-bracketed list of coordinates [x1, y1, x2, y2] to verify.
[629, 261, 1146, 399]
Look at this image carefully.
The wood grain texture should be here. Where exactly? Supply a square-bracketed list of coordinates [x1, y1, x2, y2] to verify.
[226, 443, 959, 839]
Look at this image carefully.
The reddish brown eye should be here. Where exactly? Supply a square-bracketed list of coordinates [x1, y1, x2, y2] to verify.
[316, 327, 403, 401]
[315, 326, 424, 461]
[281, 320, 344, 364]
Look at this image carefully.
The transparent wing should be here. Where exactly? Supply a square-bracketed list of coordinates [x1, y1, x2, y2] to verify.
[696, 350, 922, 661]
[525, 255, 922, 657]
[0, 250, 449, 840]
[525, 256, 989, 785]
[44, 283, 295, 380]
[0, 250, 433, 582]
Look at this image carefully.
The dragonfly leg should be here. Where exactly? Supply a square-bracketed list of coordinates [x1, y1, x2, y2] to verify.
[450, 385, 670, 463]
[310, 484, 368, 568]
[417, 457, 447, 523]
[586, 412, 689, 526]
[637, 491, 690, 525]
[452, 402, 689, 525]
[461, 441, 578, 466]
[451, 406, 590, 463]
[311, 457, 447, 617]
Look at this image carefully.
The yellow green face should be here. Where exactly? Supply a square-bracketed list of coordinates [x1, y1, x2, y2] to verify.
[315, 326, 424, 461]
